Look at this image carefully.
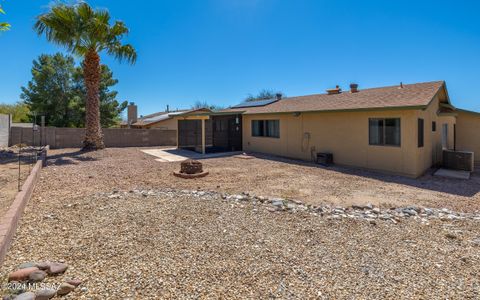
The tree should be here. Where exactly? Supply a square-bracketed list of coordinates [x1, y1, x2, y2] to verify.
[245, 89, 284, 102]
[0, 2, 10, 31]
[21, 53, 127, 128]
[35, 2, 136, 150]
[21, 53, 77, 127]
[0, 102, 30, 122]
[191, 100, 224, 111]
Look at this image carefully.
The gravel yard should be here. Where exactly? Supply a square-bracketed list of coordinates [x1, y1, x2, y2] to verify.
[1, 147, 480, 299]
[30, 148, 480, 212]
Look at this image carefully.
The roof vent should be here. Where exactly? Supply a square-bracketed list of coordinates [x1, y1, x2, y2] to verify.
[326, 85, 342, 95]
[275, 93, 283, 100]
[350, 83, 359, 93]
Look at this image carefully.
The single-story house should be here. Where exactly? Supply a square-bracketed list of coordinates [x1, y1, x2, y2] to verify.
[175, 81, 479, 178]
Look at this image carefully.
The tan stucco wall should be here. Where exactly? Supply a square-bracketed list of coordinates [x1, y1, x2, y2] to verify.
[146, 117, 178, 130]
[242, 97, 456, 177]
[414, 96, 456, 174]
[456, 110, 480, 162]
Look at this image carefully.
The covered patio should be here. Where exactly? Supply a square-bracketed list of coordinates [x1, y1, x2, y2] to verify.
[176, 112, 243, 154]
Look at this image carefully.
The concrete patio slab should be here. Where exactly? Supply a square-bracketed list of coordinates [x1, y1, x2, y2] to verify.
[434, 168, 471, 180]
[141, 148, 242, 162]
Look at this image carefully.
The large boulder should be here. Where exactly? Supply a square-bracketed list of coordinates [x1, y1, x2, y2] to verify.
[180, 159, 203, 174]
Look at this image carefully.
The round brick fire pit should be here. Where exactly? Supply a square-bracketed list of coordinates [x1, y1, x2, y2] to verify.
[173, 159, 209, 179]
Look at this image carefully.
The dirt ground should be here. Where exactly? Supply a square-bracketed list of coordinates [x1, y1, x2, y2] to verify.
[0, 147, 479, 299]
[0, 151, 34, 217]
[41, 148, 480, 212]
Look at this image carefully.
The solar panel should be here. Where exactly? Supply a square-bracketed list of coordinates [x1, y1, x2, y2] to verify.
[142, 114, 171, 123]
[231, 98, 278, 108]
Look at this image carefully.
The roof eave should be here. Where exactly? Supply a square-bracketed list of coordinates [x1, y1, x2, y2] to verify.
[241, 105, 429, 115]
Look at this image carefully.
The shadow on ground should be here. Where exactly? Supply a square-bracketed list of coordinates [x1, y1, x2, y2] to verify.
[47, 149, 98, 166]
[163, 148, 242, 159]
[0, 149, 42, 165]
[249, 152, 480, 198]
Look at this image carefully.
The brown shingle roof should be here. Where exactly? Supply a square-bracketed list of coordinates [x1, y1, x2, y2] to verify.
[222, 81, 446, 115]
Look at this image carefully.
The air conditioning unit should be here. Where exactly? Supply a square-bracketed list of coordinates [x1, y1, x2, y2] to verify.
[443, 150, 474, 172]
[316, 152, 333, 166]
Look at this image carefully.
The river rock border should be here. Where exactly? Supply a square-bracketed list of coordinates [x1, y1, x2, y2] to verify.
[0, 147, 48, 267]
[101, 188, 480, 225]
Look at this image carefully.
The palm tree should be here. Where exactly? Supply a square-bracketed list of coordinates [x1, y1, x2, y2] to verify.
[0, 4, 11, 31]
[35, 2, 136, 150]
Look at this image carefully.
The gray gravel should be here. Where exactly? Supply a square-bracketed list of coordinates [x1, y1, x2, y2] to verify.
[1, 148, 480, 299]
[1, 188, 480, 299]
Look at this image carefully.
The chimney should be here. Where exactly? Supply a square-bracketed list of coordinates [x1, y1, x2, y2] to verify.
[275, 93, 282, 100]
[350, 83, 359, 93]
[326, 85, 342, 95]
[127, 102, 137, 127]
[399, 82, 404, 89]
[166, 105, 170, 113]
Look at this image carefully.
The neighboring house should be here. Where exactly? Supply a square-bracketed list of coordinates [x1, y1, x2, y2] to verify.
[120, 103, 211, 130]
[176, 81, 472, 178]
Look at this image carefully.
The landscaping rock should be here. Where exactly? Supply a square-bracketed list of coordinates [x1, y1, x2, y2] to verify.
[8, 267, 39, 282]
[271, 200, 284, 207]
[14, 292, 35, 300]
[28, 270, 47, 282]
[34, 289, 57, 300]
[57, 282, 75, 296]
[18, 262, 36, 269]
[35, 262, 50, 270]
[66, 279, 82, 287]
[402, 208, 418, 216]
[46, 262, 68, 275]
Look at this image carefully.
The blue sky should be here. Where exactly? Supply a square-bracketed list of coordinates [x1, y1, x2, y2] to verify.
[1, 0, 480, 116]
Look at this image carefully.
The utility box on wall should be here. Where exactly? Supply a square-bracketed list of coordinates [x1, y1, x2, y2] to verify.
[443, 150, 474, 172]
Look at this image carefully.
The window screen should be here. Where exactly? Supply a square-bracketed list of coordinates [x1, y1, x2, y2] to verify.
[369, 118, 401, 146]
[252, 120, 279, 138]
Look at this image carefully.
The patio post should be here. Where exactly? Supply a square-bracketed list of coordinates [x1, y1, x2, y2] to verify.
[176, 120, 179, 149]
[201, 118, 206, 154]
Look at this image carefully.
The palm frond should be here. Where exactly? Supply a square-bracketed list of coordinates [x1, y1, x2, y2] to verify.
[35, 2, 136, 64]
[0, 22, 10, 31]
[107, 43, 137, 65]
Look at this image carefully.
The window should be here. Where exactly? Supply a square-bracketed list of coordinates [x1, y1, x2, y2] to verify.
[418, 118, 424, 148]
[369, 118, 401, 146]
[432, 121, 436, 132]
[252, 120, 280, 138]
